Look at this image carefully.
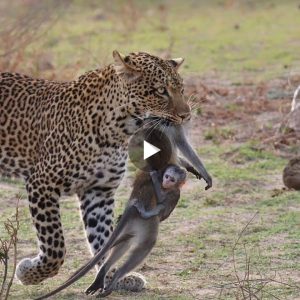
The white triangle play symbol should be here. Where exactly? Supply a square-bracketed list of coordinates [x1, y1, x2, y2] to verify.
[143, 140, 161, 160]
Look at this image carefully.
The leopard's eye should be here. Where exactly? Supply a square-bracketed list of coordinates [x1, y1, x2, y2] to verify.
[157, 87, 166, 95]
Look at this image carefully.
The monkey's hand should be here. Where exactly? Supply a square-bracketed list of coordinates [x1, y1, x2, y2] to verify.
[186, 165, 202, 180]
[186, 166, 212, 190]
[187, 166, 212, 190]
[204, 174, 212, 190]
[134, 202, 164, 219]
[188, 166, 212, 190]
[178, 157, 202, 180]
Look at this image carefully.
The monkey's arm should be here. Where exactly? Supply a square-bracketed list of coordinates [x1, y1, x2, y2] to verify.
[135, 190, 180, 222]
[159, 190, 180, 222]
[174, 125, 212, 189]
[150, 170, 164, 204]
[179, 157, 202, 179]
[134, 200, 165, 219]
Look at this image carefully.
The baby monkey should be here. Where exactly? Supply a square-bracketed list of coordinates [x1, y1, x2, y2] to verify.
[134, 166, 186, 221]
[35, 164, 186, 300]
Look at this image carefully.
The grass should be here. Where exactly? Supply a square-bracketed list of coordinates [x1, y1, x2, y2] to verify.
[1, 141, 299, 299]
[2, 0, 300, 81]
[1, 0, 300, 299]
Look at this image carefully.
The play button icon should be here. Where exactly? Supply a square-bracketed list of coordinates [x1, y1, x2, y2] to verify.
[143, 141, 161, 160]
[128, 127, 172, 172]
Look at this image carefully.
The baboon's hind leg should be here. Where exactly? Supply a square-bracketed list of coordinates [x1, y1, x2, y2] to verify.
[98, 242, 155, 297]
[86, 238, 131, 295]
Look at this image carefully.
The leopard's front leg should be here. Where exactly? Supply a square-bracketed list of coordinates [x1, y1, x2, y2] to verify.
[79, 186, 146, 293]
[16, 175, 66, 285]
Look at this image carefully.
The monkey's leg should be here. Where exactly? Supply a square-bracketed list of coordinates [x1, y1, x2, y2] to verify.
[179, 157, 202, 179]
[86, 239, 131, 295]
[79, 186, 145, 292]
[98, 240, 156, 297]
[85, 265, 108, 295]
[134, 201, 164, 219]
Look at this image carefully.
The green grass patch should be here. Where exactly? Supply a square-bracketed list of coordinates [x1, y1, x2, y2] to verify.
[3, 0, 299, 81]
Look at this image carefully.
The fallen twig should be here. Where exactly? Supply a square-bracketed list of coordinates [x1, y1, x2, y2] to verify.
[0, 198, 20, 300]
[291, 85, 300, 111]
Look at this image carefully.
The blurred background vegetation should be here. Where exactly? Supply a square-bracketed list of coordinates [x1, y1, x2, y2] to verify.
[0, 0, 300, 81]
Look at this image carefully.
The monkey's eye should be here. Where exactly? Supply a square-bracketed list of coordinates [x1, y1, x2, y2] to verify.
[165, 174, 169, 179]
[170, 178, 175, 183]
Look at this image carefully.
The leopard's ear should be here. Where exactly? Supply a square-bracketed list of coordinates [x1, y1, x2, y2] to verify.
[168, 58, 184, 70]
[112, 50, 141, 82]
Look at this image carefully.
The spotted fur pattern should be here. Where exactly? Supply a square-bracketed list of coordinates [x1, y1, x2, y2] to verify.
[0, 51, 190, 288]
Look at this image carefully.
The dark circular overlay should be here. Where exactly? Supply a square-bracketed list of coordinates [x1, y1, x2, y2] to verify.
[128, 127, 172, 172]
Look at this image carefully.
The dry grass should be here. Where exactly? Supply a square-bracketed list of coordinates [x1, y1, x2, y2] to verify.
[0, 199, 20, 300]
[0, 1, 300, 299]
[0, 0, 70, 74]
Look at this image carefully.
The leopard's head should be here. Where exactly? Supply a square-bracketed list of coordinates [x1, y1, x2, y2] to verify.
[113, 50, 191, 124]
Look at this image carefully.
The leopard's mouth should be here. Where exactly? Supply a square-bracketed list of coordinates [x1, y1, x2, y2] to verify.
[144, 115, 186, 127]
[143, 116, 181, 133]
[143, 108, 186, 125]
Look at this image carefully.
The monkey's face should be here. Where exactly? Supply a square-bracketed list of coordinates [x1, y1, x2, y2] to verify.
[162, 172, 177, 189]
[162, 166, 187, 189]
[162, 170, 186, 189]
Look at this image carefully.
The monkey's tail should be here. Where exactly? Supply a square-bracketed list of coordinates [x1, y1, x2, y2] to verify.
[34, 205, 137, 300]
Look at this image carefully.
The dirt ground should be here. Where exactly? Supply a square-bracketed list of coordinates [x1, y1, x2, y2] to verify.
[1, 74, 300, 300]
[1, 1, 300, 299]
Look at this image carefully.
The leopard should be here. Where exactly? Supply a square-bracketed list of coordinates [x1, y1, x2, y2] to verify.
[0, 50, 191, 290]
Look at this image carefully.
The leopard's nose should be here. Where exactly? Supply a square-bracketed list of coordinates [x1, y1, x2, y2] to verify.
[177, 111, 191, 123]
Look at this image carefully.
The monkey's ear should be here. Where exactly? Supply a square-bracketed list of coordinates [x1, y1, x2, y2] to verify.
[112, 50, 141, 82]
[179, 180, 186, 188]
[168, 58, 184, 70]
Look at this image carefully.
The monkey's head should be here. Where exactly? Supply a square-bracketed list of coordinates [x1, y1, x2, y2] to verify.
[162, 165, 187, 189]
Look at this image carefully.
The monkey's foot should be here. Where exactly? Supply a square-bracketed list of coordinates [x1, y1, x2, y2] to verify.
[96, 288, 113, 298]
[16, 257, 62, 285]
[86, 280, 104, 295]
[105, 270, 146, 292]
